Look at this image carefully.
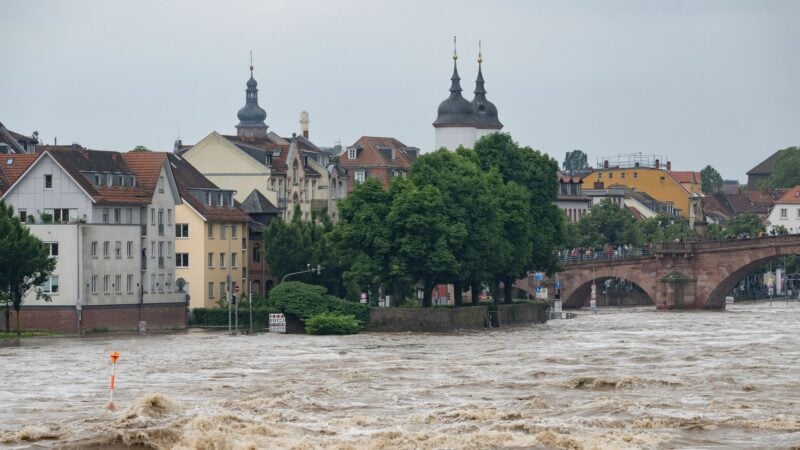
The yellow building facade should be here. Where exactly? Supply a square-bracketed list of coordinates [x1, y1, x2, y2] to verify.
[582, 167, 696, 221]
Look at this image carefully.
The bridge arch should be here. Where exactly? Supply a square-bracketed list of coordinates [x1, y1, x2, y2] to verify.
[561, 263, 659, 308]
[702, 252, 800, 308]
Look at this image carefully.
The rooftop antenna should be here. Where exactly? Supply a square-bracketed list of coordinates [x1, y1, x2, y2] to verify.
[478, 39, 482, 64]
[250, 50, 254, 76]
[453, 36, 458, 60]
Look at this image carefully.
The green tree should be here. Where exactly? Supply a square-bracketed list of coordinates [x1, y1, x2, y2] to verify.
[576, 199, 637, 248]
[388, 179, 466, 307]
[562, 149, 589, 174]
[0, 201, 57, 332]
[726, 213, 765, 237]
[764, 147, 800, 188]
[700, 165, 723, 194]
[262, 218, 312, 283]
[132, 145, 150, 152]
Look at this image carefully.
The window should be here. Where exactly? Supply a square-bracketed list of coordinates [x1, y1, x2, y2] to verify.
[797, 208, 800, 219]
[94, 174, 102, 185]
[176, 253, 189, 267]
[253, 244, 261, 262]
[355, 171, 366, 183]
[127, 241, 133, 258]
[220, 224, 226, 239]
[158, 274, 164, 291]
[158, 242, 164, 268]
[107, 174, 113, 186]
[220, 252, 226, 268]
[158, 209, 164, 236]
[115, 274, 122, 294]
[104, 275, 110, 293]
[91, 275, 98, 294]
[218, 193, 224, 207]
[117, 174, 124, 186]
[150, 274, 155, 293]
[127, 274, 133, 293]
[42, 275, 59, 294]
[208, 282, 214, 299]
[220, 282, 227, 299]
[167, 242, 172, 257]
[114, 208, 121, 223]
[167, 209, 172, 225]
[621, 172, 626, 179]
[151, 208, 155, 225]
[608, 173, 613, 179]
[102, 208, 109, 223]
[781, 208, 788, 219]
[208, 253, 214, 268]
[44, 174, 53, 189]
[52, 208, 73, 223]
[125, 208, 133, 224]
[205, 192, 212, 206]
[91, 241, 98, 257]
[231, 224, 237, 238]
[166, 273, 172, 292]
[348, 147, 357, 160]
[231, 252, 238, 268]
[633, 172, 638, 180]
[176, 224, 189, 238]
[151, 241, 156, 259]
[158, 176, 164, 193]
[115, 241, 122, 258]
[103, 241, 110, 258]
[44, 242, 59, 257]
[208, 223, 214, 238]
[19, 209, 27, 223]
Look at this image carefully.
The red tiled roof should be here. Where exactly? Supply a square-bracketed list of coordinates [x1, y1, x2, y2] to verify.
[1, 153, 38, 187]
[775, 186, 800, 205]
[121, 151, 169, 201]
[167, 153, 249, 223]
[342, 136, 415, 169]
[668, 171, 701, 184]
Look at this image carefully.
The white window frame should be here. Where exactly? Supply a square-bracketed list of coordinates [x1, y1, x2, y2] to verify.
[355, 171, 366, 183]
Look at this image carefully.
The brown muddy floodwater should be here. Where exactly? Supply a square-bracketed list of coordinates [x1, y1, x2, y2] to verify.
[2, 302, 800, 449]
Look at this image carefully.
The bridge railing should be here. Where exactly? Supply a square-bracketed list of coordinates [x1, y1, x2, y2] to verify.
[560, 246, 653, 264]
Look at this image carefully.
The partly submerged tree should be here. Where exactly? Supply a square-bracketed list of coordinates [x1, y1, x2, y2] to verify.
[700, 165, 723, 194]
[0, 201, 56, 333]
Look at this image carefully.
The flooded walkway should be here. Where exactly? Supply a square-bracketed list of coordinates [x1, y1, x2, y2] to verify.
[2, 302, 800, 449]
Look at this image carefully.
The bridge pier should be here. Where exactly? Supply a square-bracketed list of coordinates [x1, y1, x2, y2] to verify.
[658, 271, 703, 310]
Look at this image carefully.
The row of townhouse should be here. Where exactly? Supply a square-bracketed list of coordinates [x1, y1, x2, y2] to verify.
[0, 144, 256, 332]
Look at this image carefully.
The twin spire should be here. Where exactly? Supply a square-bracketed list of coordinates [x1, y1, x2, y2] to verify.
[434, 37, 502, 130]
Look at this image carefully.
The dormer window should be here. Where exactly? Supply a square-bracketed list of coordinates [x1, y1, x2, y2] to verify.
[348, 147, 357, 160]
[205, 192, 212, 206]
[129, 175, 136, 187]
[107, 174, 113, 186]
[117, 174, 124, 186]
[265, 154, 272, 165]
[94, 173, 102, 185]
[217, 192, 224, 207]
[391, 148, 396, 160]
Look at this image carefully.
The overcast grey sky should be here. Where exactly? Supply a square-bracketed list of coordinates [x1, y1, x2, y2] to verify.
[2, 0, 798, 181]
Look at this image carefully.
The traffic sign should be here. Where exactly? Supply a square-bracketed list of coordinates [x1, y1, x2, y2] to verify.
[234, 284, 240, 293]
[534, 272, 544, 281]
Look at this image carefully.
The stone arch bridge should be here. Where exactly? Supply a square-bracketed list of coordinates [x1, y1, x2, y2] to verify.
[516, 235, 800, 310]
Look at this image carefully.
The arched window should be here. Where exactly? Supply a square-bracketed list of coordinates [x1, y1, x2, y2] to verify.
[292, 161, 298, 184]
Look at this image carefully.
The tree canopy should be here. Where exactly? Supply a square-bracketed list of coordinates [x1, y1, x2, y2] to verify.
[562, 149, 589, 174]
[764, 147, 800, 189]
[700, 165, 723, 194]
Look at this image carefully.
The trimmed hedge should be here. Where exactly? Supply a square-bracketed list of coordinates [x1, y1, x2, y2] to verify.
[191, 307, 274, 329]
[305, 313, 362, 335]
[267, 282, 369, 324]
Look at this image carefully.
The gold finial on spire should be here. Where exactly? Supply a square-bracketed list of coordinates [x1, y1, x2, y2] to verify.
[249, 51, 254, 73]
[452, 36, 458, 61]
[478, 40, 482, 64]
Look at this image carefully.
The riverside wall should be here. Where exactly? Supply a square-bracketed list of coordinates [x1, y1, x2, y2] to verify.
[365, 302, 549, 332]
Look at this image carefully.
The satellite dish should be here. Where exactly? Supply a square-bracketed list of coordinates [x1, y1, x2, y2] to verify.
[175, 277, 186, 292]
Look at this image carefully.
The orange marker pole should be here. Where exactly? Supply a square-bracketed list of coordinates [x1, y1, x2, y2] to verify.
[106, 351, 120, 411]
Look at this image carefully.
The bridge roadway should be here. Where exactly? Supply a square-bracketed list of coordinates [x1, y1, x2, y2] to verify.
[515, 235, 800, 310]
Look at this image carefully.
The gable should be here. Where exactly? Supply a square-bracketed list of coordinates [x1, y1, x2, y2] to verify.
[183, 132, 269, 175]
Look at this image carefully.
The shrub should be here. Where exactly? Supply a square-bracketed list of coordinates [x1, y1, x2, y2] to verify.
[268, 282, 369, 322]
[305, 312, 362, 335]
[190, 307, 273, 330]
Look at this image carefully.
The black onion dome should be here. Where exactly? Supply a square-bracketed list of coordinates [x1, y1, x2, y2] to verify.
[237, 68, 267, 126]
[433, 61, 478, 127]
[472, 64, 502, 129]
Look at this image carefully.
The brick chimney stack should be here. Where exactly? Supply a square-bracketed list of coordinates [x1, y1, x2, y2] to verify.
[300, 111, 309, 139]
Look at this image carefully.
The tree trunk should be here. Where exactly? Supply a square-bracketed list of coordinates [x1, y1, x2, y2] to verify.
[392, 281, 400, 308]
[13, 292, 22, 334]
[471, 281, 480, 305]
[3, 306, 9, 332]
[491, 281, 500, 305]
[503, 275, 514, 304]
[423, 279, 433, 308]
[453, 281, 463, 306]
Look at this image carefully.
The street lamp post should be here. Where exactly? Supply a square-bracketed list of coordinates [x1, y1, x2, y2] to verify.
[282, 264, 323, 283]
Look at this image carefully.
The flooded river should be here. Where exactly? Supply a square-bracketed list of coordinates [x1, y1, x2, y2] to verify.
[2, 301, 800, 449]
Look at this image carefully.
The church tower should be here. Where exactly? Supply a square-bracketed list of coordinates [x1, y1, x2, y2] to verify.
[471, 41, 503, 139]
[235, 58, 268, 138]
[432, 37, 479, 150]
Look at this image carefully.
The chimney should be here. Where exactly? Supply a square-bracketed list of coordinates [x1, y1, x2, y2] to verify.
[655, 159, 660, 169]
[300, 111, 309, 139]
[603, 160, 609, 169]
[666, 161, 671, 171]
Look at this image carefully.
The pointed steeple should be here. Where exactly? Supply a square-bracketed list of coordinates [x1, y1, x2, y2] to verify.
[434, 37, 478, 128]
[471, 41, 502, 130]
[236, 52, 268, 138]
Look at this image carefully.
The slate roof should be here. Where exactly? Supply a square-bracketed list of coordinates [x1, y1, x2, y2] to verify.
[240, 189, 279, 214]
[167, 153, 250, 223]
[747, 150, 782, 176]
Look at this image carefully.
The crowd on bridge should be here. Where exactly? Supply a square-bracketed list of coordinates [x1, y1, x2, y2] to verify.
[559, 243, 653, 264]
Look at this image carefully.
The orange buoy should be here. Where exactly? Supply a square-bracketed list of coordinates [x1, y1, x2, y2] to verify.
[106, 351, 121, 411]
